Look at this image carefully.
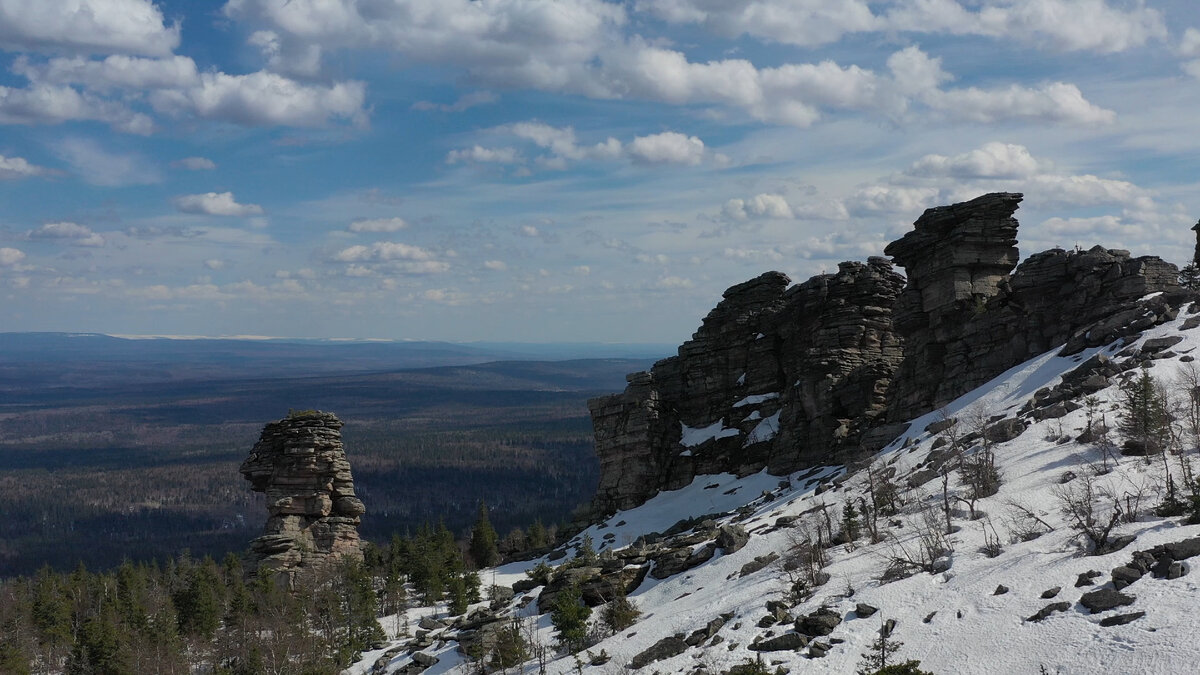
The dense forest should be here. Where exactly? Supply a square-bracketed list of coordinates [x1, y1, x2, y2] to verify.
[0, 355, 652, 576]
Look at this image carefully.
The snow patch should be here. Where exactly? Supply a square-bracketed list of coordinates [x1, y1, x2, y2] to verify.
[744, 411, 781, 445]
[680, 420, 740, 447]
[732, 392, 779, 407]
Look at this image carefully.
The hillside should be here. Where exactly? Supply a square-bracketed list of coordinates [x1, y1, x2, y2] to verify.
[351, 296, 1200, 675]
[347, 194, 1200, 675]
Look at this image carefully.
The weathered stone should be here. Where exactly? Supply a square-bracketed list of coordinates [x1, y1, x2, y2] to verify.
[1080, 589, 1135, 613]
[1040, 587, 1061, 599]
[1099, 612, 1145, 627]
[984, 419, 1026, 444]
[716, 525, 750, 553]
[750, 633, 807, 652]
[796, 607, 842, 637]
[1027, 602, 1071, 622]
[993, 585, 1009, 595]
[855, 603, 878, 618]
[1075, 570, 1102, 588]
[1111, 566, 1144, 590]
[740, 553, 779, 577]
[629, 635, 687, 669]
[241, 411, 363, 583]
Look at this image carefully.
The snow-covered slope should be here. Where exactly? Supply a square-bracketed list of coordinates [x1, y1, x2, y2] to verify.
[352, 304, 1200, 675]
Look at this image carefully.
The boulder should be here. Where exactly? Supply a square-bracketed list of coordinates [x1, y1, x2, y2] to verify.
[629, 636, 687, 669]
[796, 607, 842, 637]
[1080, 589, 1135, 613]
[716, 525, 750, 553]
[750, 633, 807, 652]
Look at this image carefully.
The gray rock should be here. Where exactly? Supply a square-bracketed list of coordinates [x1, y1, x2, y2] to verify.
[1099, 612, 1145, 627]
[1027, 602, 1071, 622]
[716, 525, 750, 554]
[411, 652, 438, 667]
[993, 585, 1009, 595]
[1075, 570, 1102, 587]
[1041, 587, 1061, 599]
[1111, 566, 1144, 590]
[740, 553, 779, 577]
[750, 633, 808, 652]
[855, 603, 878, 618]
[796, 607, 842, 637]
[629, 636, 688, 669]
[1080, 589, 1135, 613]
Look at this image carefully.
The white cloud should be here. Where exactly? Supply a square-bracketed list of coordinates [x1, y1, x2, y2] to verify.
[0, 83, 154, 134]
[204, 259, 225, 270]
[0, 154, 56, 179]
[1181, 28, 1200, 57]
[332, 241, 436, 263]
[150, 71, 368, 128]
[27, 221, 105, 247]
[173, 192, 265, 217]
[348, 217, 408, 233]
[247, 29, 322, 77]
[54, 137, 160, 186]
[904, 142, 1042, 179]
[520, 225, 540, 237]
[923, 81, 1115, 125]
[723, 193, 794, 220]
[14, 54, 199, 92]
[446, 145, 522, 164]
[483, 260, 508, 271]
[656, 275, 694, 289]
[411, 91, 498, 113]
[0, 0, 181, 56]
[640, 0, 1165, 54]
[627, 131, 706, 165]
[171, 156, 217, 170]
[0, 247, 26, 265]
[635, 0, 877, 47]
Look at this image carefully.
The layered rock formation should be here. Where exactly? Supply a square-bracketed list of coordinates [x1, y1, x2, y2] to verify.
[588, 193, 1186, 516]
[588, 259, 905, 514]
[241, 411, 365, 583]
[886, 193, 1183, 420]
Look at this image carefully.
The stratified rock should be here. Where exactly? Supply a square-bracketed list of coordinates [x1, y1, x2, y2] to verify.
[886, 193, 1181, 420]
[241, 411, 364, 583]
[588, 261, 905, 515]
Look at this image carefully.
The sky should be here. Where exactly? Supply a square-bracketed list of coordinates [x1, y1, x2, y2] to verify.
[1, 0, 1199, 343]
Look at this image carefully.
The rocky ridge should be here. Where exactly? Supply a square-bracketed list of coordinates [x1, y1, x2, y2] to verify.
[240, 410, 365, 583]
[588, 193, 1184, 516]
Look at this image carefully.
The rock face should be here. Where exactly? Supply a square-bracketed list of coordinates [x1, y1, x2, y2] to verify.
[886, 193, 1182, 420]
[588, 193, 1186, 516]
[588, 260, 905, 514]
[241, 411, 365, 582]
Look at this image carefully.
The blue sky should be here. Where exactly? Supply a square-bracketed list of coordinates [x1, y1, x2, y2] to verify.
[1, 0, 1199, 343]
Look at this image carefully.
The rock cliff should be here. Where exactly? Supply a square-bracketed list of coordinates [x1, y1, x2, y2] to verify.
[241, 411, 365, 583]
[588, 193, 1185, 517]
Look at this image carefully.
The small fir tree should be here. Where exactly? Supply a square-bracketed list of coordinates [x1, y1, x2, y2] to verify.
[550, 584, 591, 654]
[469, 501, 500, 568]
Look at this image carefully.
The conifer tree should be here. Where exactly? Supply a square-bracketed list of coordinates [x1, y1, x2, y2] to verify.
[469, 500, 500, 568]
[550, 584, 591, 654]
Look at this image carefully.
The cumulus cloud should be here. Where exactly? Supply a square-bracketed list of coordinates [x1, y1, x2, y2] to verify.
[903, 142, 1042, 179]
[332, 241, 436, 263]
[0, 0, 181, 56]
[627, 131, 706, 165]
[723, 193, 794, 220]
[54, 137, 160, 186]
[0, 247, 27, 265]
[0, 83, 154, 134]
[483, 260, 508, 271]
[14, 54, 199, 92]
[204, 259, 225, 270]
[150, 71, 368, 127]
[247, 29, 322, 77]
[171, 156, 216, 170]
[348, 217, 408, 233]
[0, 154, 57, 179]
[638, 0, 1165, 54]
[26, 221, 105, 247]
[173, 192, 265, 217]
[655, 275, 694, 289]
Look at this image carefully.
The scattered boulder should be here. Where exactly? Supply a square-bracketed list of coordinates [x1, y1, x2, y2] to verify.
[1080, 589, 1135, 614]
[855, 603, 878, 618]
[750, 633, 808, 652]
[629, 635, 688, 669]
[1027, 602, 1071, 622]
[983, 418, 1027, 444]
[796, 607, 842, 637]
[993, 585, 1009, 595]
[1075, 570, 1102, 588]
[1111, 566, 1144, 591]
[716, 525, 750, 554]
[1099, 612, 1146, 627]
[740, 553, 780, 577]
[1040, 587, 1061, 599]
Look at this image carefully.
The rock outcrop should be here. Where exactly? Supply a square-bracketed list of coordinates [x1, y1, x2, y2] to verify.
[241, 411, 365, 583]
[886, 192, 1183, 420]
[588, 193, 1186, 516]
[588, 260, 904, 514]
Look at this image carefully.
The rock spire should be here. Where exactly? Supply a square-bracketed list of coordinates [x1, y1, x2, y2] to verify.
[241, 411, 364, 584]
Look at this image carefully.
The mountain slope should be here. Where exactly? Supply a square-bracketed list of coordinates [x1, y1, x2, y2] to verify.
[351, 301, 1200, 674]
